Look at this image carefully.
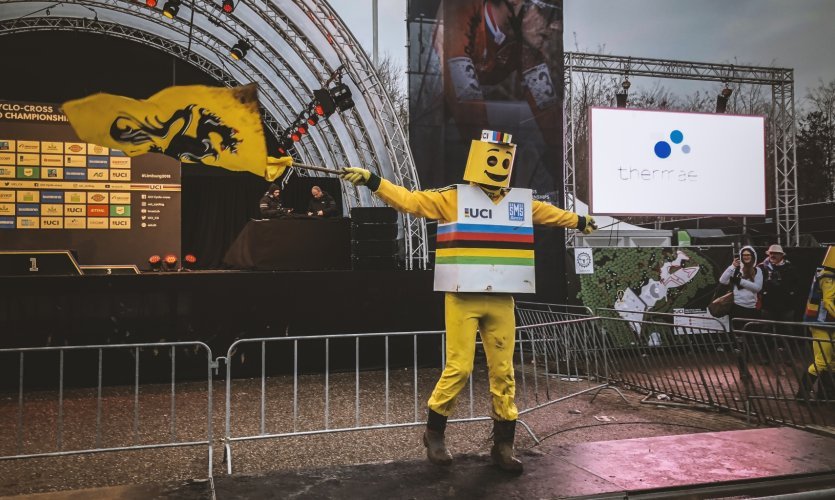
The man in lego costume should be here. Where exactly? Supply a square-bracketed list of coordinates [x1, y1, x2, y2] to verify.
[341, 131, 596, 472]
[797, 246, 835, 403]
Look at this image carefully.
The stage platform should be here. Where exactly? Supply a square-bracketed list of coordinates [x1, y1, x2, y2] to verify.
[11, 427, 835, 499]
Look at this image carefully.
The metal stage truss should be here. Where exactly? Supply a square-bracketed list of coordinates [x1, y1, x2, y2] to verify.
[564, 52, 799, 247]
[0, 0, 428, 269]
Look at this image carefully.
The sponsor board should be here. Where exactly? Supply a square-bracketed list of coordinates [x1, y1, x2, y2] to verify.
[17, 166, 39, 179]
[65, 216, 86, 229]
[0, 153, 14, 166]
[16, 216, 39, 228]
[64, 155, 86, 167]
[65, 191, 86, 203]
[109, 157, 131, 168]
[16, 154, 40, 166]
[109, 218, 131, 229]
[0, 203, 14, 215]
[16, 203, 40, 216]
[41, 154, 64, 167]
[41, 191, 64, 203]
[0, 216, 14, 228]
[87, 205, 108, 217]
[16, 190, 39, 203]
[88, 217, 108, 229]
[64, 143, 86, 154]
[0, 190, 14, 202]
[41, 141, 63, 154]
[110, 149, 127, 157]
[87, 168, 108, 180]
[0, 166, 14, 177]
[110, 204, 130, 217]
[41, 217, 63, 228]
[88, 192, 108, 204]
[17, 140, 40, 153]
[88, 144, 109, 155]
[63, 168, 87, 180]
[109, 192, 130, 204]
[0, 140, 15, 152]
[87, 156, 109, 168]
[64, 204, 86, 216]
[109, 169, 130, 181]
[43, 167, 63, 179]
[41, 204, 63, 216]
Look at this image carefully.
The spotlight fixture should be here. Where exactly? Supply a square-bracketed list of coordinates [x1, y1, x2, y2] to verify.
[230, 39, 251, 60]
[222, 0, 235, 13]
[313, 88, 337, 117]
[162, 0, 180, 18]
[716, 85, 733, 113]
[163, 254, 179, 271]
[146, 0, 158, 7]
[329, 82, 355, 112]
[307, 115, 319, 126]
[148, 254, 162, 272]
[183, 254, 198, 270]
[615, 76, 630, 108]
[291, 132, 301, 142]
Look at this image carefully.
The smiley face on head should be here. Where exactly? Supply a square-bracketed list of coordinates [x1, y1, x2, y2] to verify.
[463, 132, 516, 189]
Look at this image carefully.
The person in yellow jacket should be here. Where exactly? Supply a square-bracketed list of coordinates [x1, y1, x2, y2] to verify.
[797, 246, 835, 403]
[342, 130, 595, 472]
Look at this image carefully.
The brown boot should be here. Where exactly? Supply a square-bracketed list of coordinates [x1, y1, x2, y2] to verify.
[423, 409, 453, 466]
[491, 419, 523, 473]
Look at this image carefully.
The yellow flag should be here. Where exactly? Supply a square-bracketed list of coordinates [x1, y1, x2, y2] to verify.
[62, 84, 271, 178]
[266, 155, 293, 182]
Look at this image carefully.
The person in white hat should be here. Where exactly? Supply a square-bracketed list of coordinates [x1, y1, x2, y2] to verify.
[758, 243, 800, 325]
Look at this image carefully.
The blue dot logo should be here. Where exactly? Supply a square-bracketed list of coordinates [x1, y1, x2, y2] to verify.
[654, 129, 691, 158]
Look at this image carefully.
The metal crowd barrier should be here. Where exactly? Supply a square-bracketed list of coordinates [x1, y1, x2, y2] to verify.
[0, 342, 215, 479]
[220, 317, 619, 474]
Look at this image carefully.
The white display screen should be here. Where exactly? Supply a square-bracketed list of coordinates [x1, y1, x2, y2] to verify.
[589, 108, 766, 216]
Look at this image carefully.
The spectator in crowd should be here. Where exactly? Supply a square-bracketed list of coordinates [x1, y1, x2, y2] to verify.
[758, 244, 800, 324]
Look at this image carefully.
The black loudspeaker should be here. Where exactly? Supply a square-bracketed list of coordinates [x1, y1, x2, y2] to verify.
[350, 207, 398, 270]
[0, 250, 82, 276]
[80, 265, 141, 275]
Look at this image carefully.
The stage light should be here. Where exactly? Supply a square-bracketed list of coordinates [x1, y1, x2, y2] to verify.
[162, 0, 180, 18]
[277, 147, 287, 156]
[615, 76, 630, 108]
[329, 83, 355, 112]
[230, 39, 251, 60]
[314, 88, 337, 117]
[163, 254, 178, 271]
[307, 115, 318, 126]
[297, 125, 308, 135]
[183, 254, 197, 270]
[291, 132, 301, 142]
[146, 0, 158, 7]
[222, 0, 234, 13]
[148, 255, 162, 272]
[716, 85, 733, 113]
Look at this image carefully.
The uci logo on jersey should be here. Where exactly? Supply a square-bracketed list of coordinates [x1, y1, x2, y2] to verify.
[464, 208, 492, 219]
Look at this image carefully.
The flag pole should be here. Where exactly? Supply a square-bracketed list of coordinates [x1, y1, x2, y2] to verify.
[293, 162, 345, 175]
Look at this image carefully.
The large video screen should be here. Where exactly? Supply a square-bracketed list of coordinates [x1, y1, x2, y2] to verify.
[589, 108, 766, 216]
[0, 100, 181, 267]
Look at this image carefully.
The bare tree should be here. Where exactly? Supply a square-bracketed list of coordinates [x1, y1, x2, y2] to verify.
[373, 52, 409, 131]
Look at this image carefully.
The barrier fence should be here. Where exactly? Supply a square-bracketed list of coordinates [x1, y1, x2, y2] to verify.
[1, 306, 832, 481]
[0, 342, 215, 479]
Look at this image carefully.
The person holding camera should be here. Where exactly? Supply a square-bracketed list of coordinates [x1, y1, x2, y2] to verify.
[758, 244, 799, 324]
[719, 246, 763, 323]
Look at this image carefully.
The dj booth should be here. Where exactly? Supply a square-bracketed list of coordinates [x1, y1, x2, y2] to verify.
[223, 216, 351, 270]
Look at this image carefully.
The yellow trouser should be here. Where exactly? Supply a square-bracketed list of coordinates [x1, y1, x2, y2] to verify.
[807, 327, 835, 376]
[427, 293, 518, 421]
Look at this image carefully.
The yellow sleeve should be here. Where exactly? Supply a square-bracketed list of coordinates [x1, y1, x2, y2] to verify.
[820, 276, 835, 318]
[532, 200, 580, 229]
[373, 179, 458, 222]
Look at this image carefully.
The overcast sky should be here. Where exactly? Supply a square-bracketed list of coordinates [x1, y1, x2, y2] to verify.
[330, 0, 835, 104]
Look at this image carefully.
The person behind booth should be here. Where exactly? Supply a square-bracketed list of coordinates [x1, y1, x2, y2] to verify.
[259, 183, 292, 218]
[341, 130, 596, 473]
[796, 246, 835, 403]
[307, 185, 338, 217]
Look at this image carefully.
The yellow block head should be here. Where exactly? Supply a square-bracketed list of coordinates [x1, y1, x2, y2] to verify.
[823, 245, 835, 270]
[462, 130, 516, 189]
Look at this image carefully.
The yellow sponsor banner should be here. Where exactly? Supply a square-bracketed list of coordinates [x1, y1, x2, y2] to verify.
[0, 153, 14, 165]
[88, 144, 109, 155]
[41, 204, 63, 216]
[0, 140, 16, 152]
[88, 168, 109, 181]
[64, 204, 86, 216]
[0, 203, 14, 215]
[65, 192, 86, 203]
[64, 155, 87, 167]
[0, 190, 14, 202]
[16, 191, 39, 203]
[109, 156, 131, 169]
[64, 142, 87, 155]
[41, 217, 64, 229]
[88, 217, 108, 229]
[17, 153, 40, 166]
[0, 166, 14, 177]
[41, 141, 63, 154]
[16, 216, 39, 229]
[41, 154, 64, 167]
[109, 169, 130, 181]
[42, 167, 63, 179]
[109, 218, 131, 229]
[88, 192, 109, 204]
[17, 141, 40, 153]
[110, 192, 131, 204]
[65, 217, 86, 229]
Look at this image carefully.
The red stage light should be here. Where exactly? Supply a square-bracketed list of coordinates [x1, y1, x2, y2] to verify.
[307, 116, 318, 126]
[315, 104, 325, 116]
[164, 254, 178, 265]
[291, 133, 301, 142]
[148, 255, 162, 271]
[146, 0, 158, 7]
[222, 0, 234, 13]
[183, 254, 198, 270]
[277, 147, 286, 156]
[297, 125, 307, 135]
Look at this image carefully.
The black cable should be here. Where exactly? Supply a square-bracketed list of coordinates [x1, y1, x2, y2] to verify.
[533, 421, 716, 445]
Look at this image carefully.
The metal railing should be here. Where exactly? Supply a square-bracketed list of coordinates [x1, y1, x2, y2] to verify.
[0, 342, 215, 479]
